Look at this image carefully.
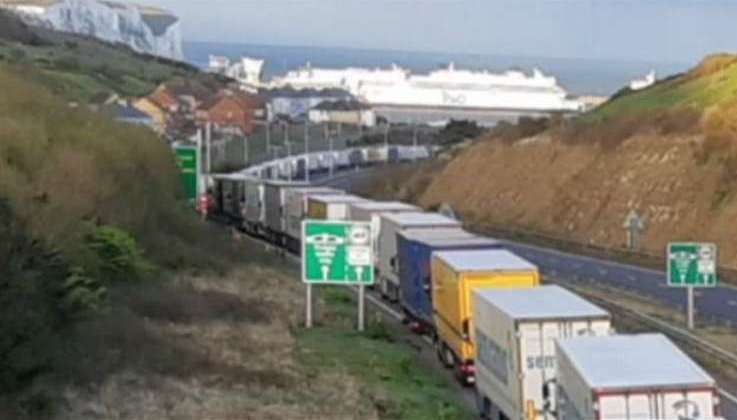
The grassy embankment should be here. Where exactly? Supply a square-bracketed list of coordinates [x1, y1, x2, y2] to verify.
[300, 286, 474, 420]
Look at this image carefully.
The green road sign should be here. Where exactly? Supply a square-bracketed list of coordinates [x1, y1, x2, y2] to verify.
[174, 146, 199, 204]
[667, 242, 717, 287]
[302, 220, 374, 285]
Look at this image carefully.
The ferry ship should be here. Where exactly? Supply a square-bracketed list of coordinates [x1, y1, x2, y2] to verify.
[209, 57, 584, 113]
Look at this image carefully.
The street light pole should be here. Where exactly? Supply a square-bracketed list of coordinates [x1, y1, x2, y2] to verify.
[412, 121, 418, 162]
[304, 121, 310, 183]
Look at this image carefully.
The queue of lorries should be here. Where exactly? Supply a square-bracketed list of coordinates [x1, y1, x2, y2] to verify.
[211, 175, 725, 420]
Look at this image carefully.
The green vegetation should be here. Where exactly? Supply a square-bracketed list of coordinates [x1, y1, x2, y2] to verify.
[0, 56, 243, 416]
[0, 10, 221, 102]
[299, 287, 473, 420]
[590, 54, 737, 121]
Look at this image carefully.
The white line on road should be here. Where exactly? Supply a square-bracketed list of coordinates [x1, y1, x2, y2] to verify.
[721, 389, 737, 406]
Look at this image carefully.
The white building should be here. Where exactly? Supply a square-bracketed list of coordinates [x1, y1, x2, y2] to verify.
[308, 100, 376, 127]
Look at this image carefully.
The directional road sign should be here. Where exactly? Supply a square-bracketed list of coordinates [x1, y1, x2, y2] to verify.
[174, 145, 199, 204]
[667, 242, 717, 288]
[302, 220, 374, 285]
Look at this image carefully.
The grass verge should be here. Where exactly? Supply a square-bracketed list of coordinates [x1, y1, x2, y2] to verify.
[297, 287, 474, 420]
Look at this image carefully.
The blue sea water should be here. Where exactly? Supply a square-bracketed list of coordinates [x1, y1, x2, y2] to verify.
[184, 41, 691, 96]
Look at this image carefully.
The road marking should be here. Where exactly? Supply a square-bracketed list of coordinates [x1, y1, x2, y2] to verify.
[721, 389, 737, 406]
[728, 300, 737, 307]
[628, 275, 637, 281]
[598, 268, 608, 276]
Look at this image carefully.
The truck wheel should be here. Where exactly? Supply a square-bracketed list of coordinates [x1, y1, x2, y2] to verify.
[435, 340, 449, 367]
[441, 343, 455, 368]
[476, 392, 491, 420]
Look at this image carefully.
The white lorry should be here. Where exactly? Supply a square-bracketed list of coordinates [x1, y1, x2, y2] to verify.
[554, 334, 724, 420]
[347, 201, 419, 262]
[473, 285, 612, 420]
[376, 211, 461, 301]
[283, 187, 344, 250]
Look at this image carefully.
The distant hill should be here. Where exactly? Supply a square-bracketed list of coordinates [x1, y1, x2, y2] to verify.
[0, 9, 214, 102]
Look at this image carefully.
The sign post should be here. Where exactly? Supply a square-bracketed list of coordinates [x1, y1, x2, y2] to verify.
[302, 220, 374, 331]
[174, 145, 200, 205]
[667, 242, 718, 329]
[623, 210, 645, 250]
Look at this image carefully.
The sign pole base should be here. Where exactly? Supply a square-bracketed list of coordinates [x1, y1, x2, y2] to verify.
[306, 284, 313, 328]
[687, 286, 694, 329]
[358, 284, 365, 332]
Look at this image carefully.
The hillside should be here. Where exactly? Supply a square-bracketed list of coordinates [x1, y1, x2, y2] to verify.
[414, 55, 737, 266]
[0, 9, 213, 102]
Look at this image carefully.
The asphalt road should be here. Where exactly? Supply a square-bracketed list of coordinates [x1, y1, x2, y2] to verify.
[502, 240, 737, 327]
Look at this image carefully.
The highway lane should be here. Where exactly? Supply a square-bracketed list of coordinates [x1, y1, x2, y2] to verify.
[502, 240, 737, 326]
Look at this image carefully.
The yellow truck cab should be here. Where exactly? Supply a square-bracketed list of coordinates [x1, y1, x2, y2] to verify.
[431, 249, 539, 385]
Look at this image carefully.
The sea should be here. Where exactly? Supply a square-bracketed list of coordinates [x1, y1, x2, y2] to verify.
[184, 41, 691, 126]
[185, 41, 691, 97]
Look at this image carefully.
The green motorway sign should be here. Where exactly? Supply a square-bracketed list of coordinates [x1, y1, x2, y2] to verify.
[667, 242, 717, 287]
[302, 220, 374, 285]
[174, 146, 199, 204]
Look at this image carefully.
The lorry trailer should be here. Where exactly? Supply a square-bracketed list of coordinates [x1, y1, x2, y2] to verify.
[554, 334, 723, 420]
[432, 249, 539, 385]
[263, 180, 310, 246]
[473, 285, 612, 420]
[397, 232, 501, 333]
[283, 187, 344, 250]
[306, 194, 367, 221]
[377, 212, 462, 301]
[347, 201, 420, 264]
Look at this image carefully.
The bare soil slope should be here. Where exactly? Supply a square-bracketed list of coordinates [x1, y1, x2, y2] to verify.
[420, 130, 737, 264]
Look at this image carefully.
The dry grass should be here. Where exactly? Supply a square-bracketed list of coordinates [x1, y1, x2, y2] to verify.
[54, 264, 377, 420]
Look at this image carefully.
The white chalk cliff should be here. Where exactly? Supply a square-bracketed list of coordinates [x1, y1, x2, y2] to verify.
[4, 0, 183, 60]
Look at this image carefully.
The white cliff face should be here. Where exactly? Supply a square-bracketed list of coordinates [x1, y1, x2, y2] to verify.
[12, 0, 183, 60]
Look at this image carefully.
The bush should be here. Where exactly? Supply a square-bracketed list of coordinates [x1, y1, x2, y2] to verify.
[59, 267, 108, 319]
[0, 199, 67, 393]
[86, 226, 154, 283]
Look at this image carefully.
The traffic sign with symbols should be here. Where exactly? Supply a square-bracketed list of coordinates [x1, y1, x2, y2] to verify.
[302, 220, 374, 285]
[667, 242, 717, 287]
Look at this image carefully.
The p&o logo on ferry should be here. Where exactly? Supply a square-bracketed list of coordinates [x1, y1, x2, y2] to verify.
[442, 91, 467, 105]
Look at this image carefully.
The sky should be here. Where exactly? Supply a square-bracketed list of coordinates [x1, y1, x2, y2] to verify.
[144, 0, 737, 63]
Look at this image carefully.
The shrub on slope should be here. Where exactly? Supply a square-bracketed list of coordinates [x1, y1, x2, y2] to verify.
[0, 65, 226, 270]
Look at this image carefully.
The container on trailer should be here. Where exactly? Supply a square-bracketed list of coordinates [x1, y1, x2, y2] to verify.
[432, 249, 539, 385]
[348, 149, 364, 167]
[243, 177, 266, 234]
[333, 150, 351, 168]
[348, 201, 419, 256]
[397, 233, 501, 333]
[555, 334, 723, 420]
[306, 194, 367, 221]
[377, 212, 462, 301]
[284, 187, 344, 242]
[263, 180, 310, 243]
[473, 286, 612, 420]
[212, 174, 245, 221]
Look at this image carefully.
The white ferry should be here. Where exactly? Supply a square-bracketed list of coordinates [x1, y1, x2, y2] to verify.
[210, 57, 584, 113]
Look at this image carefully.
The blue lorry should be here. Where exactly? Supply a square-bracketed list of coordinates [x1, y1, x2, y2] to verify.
[397, 230, 501, 334]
